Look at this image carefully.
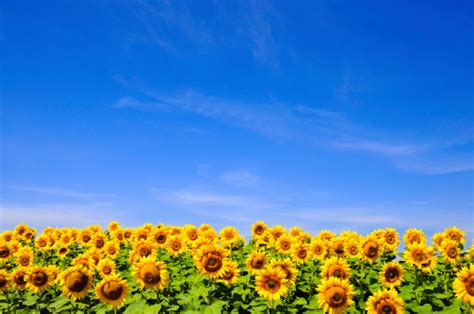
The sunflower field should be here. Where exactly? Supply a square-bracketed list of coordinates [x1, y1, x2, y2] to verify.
[0, 222, 472, 313]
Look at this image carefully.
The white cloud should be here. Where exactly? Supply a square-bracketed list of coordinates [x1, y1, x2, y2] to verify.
[8, 186, 115, 199]
[221, 170, 260, 187]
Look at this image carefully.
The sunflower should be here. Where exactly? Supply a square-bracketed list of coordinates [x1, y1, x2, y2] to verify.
[15, 247, 34, 267]
[317, 230, 336, 242]
[134, 228, 150, 242]
[79, 229, 93, 246]
[292, 243, 311, 264]
[432, 232, 444, 249]
[344, 239, 360, 259]
[112, 229, 125, 243]
[183, 225, 199, 244]
[95, 274, 129, 308]
[330, 238, 345, 257]
[380, 262, 404, 289]
[270, 225, 286, 241]
[0, 242, 12, 262]
[420, 250, 438, 273]
[321, 257, 351, 280]
[57, 245, 69, 258]
[152, 228, 168, 247]
[97, 259, 116, 277]
[133, 256, 168, 290]
[0, 269, 9, 293]
[26, 266, 53, 293]
[246, 251, 268, 274]
[219, 226, 239, 244]
[104, 241, 120, 259]
[361, 236, 381, 264]
[289, 226, 303, 238]
[452, 265, 474, 306]
[310, 238, 328, 261]
[195, 245, 229, 279]
[383, 228, 399, 253]
[217, 260, 240, 285]
[276, 235, 293, 255]
[404, 243, 429, 268]
[440, 240, 461, 264]
[92, 233, 107, 251]
[255, 267, 288, 302]
[444, 226, 465, 244]
[403, 229, 425, 247]
[108, 221, 121, 232]
[366, 289, 404, 314]
[131, 240, 157, 261]
[251, 221, 267, 238]
[1, 231, 14, 243]
[14, 224, 28, 237]
[34, 235, 50, 252]
[167, 235, 186, 256]
[269, 259, 297, 285]
[317, 277, 355, 314]
[73, 254, 95, 270]
[59, 266, 93, 300]
[12, 268, 28, 289]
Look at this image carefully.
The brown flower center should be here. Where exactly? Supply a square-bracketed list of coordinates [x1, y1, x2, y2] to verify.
[447, 246, 458, 258]
[385, 268, 399, 283]
[102, 281, 123, 300]
[265, 278, 281, 292]
[386, 235, 395, 244]
[297, 249, 307, 259]
[172, 242, 181, 251]
[465, 276, 474, 296]
[66, 271, 88, 292]
[376, 300, 396, 313]
[32, 271, 48, 287]
[20, 257, 30, 266]
[14, 271, 26, 286]
[255, 226, 264, 235]
[139, 247, 151, 256]
[326, 287, 347, 308]
[253, 258, 264, 269]
[0, 247, 10, 258]
[82, 235, 91, 243]
[0, 275, 6, 288]
[156, 234, 166, 244]
[95, 239, 105, 248]
[365, 243, 378, 258]
[204, 255, 223, 273]
[140, 264, 161, 284]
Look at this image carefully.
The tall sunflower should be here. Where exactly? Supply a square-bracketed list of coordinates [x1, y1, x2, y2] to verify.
[104, 241, 120, 259]
[251, 221, 267, 238]
[269, 259, 297, 285]
[310, 238, 328, 261]
[15, 247, 34, 268]
[321, 257, 351, 280]
[132, 256, 168, 290]
[404, 243, 429, 268]
[440, 240, 461, 264]
[366, 289, 404, 314]
[361, 236, 381, 264]
[246, 251, 268, 275]
[0, 241, 12, 262]
[167, 235, 186, 256]
[276, 234, 293, 255]
[95, 274, 129, 308]
[443, 226, 465, 244]
[317, 277, 354, 314]
[403, 229, 425, 247]
[255, 267, 288, 302]
[12, 268, 27, 289]
[329, 238, 345, 257]
[59, 266, 93, 300]
[380, 262, 404, 289]
[452, 265, 474, 306]
[292, 243, 311, 264]
[97, 259, 116, 277]
[0, 269, 9, 293]
[195, 245, 229, 279]
[218, 260, 240, 285]
[26, 266, 53, 293]
[383, 228, 399, 253]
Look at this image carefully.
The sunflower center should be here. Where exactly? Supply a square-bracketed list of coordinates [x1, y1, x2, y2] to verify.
[282, 242, 290, 250]
[377, 300, 395, 313]
[315, 247, 322, 254]
[298, 250, 307, 258]
[366, 245, 378, 257]
[255, 226, 264, 235]
[265, 278, 281, 292]
[415, 252, 425, 262]
[326, 287, 347, 308]
[108, 247, 116, 254]
[447, 247, 458, 258]
[188, 232, 197, 240]
[222, 270, 234, 280]
[66, 271, 88, 292]
[386, 235, 395, 244]
[82, 235, 91, 242]
[253, 259, 264, 269]
[140, 247, 151, 256]
[0, 247, 10, 258]
[14, 272, 26, 286]
[59, 248, 68, 254]
[140, 265, 160, 284]
[465, 277, 474, 296]
[38, 240, 47, 247]
[156, 234, 166, 243]
[103, 266, 112, 275]
[335, 245, 344, 255]
[95, 239, 105, 248]
[32, 271, 48, 287]
[385, 268, 399, 282]
[20, 257, 29, 266]
[172, 242, 181, 250]
[102, 281, 123, 300]
[204, 256, 223, 272]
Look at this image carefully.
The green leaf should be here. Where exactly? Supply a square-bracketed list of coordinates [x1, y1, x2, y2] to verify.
[409, 303, 432, 314]
[203, 301, 226, 314]
[144, 304, 162, 314]
[124, 299, 147, 313]
[436, 299, 462, 314]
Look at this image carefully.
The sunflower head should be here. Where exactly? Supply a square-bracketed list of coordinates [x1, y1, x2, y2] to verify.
[403, 228, 426, 247]
[0, 269, 9, 292]
[361, 236, 381, 263]
[310, 238, 328, 261]
[366, 289, 404, 314]
[246, 251, 268, 274]
[95, 274, 129, 308]
[321, 256, 351, 280]
[167, 235, 186, 256]
[97, 259, 116, 277]
[218, 260, 240, 285]
[443, 226, 465, 244]
[255, 267, 289, 302]
[15, 247, 34, 267]
[269, 259, 297, 285]
[26, 266, 53, 293]
[60, 266, 93, 300]
[195, 245, 229, 279]
[317, 277, 355, 314]
[330, 238, 345, 257]
[344, 239, 361, 258]
[292, 243, 311, 264]
[380, 262, 404, 289]
[133, 256, 168, 290]
[405, 243, 430, 268]
[0, 242, 12, 261]
[440, 240, 461, 264]
[277, 235, 293, 254]
[453, 265, 474, 306]
[251, 221, 267, 238]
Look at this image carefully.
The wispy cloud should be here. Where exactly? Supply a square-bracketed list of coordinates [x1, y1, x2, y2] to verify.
[333, 140, 425, 156]
[7, 186, 115, 199]
[221, 170, 261, 187]
[395, 157, 474, 175]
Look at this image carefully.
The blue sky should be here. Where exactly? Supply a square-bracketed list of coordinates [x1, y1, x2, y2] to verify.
[1, 1, 473, 240]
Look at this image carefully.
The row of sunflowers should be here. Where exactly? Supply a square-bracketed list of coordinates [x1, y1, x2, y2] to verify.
[0, 222, 472, 313]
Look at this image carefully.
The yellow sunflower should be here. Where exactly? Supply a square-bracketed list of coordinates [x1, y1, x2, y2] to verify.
[12, 268, 28, 289]
[57, 245, 69, 258]
[14, 224, 28, 237]
[72, 253, 95, 270]
[270, 225, 286, 241]
[104, 241, 120, 259]
[219, 226, 239, 244]
[218, 260, 240, 285]
[366, 289, 404, 314]
[276, 235, 293, 255]
[321, 257, 351, 280]
[317, 230, 336, 242]
[292, 243, 311, 264]
[183, 225, 199, 244]
[26, 266, 53, 293]
[95, 274, 129, 308]
[255, 267, 289, 302]
[404, 243, 429, 268]
[1, 231, 14, 242]
[134, 227, 150, 242]
[443, 226, 465, 244]
[167, 235, 186, 256]
[251, 221, 267, 238]
[361, 236, 381, 264]
[195, 245, 229, 279]
[78, 229, 93, 246]
[329, 238, 345, 257]
[15, 247, 34, 267]
[440, 240, 461, 264]
[59, 266, 93, 300]
[310, 238, 328, 261]
[317, 277, 355, 314]
[0, 269, 9, 293]
[403, 228, 425, 247]
[151, 227, 168, 247]
[453, 265, 474, 306]
[383, 228, 399, 253]
[380, 262, 404, 289]
[133, 256, 168, 290]
[432, 232, 444, 249]
[92, 233, 107, 251]
[131, 240, 157, 260]
[269, 258, 297, 285]
[97, 259, 116, 277]
[107, 221, 121, 232]
[0, 241, 12, 262]
[344, 239, 361, 259]
[246, 251, 268, 274]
